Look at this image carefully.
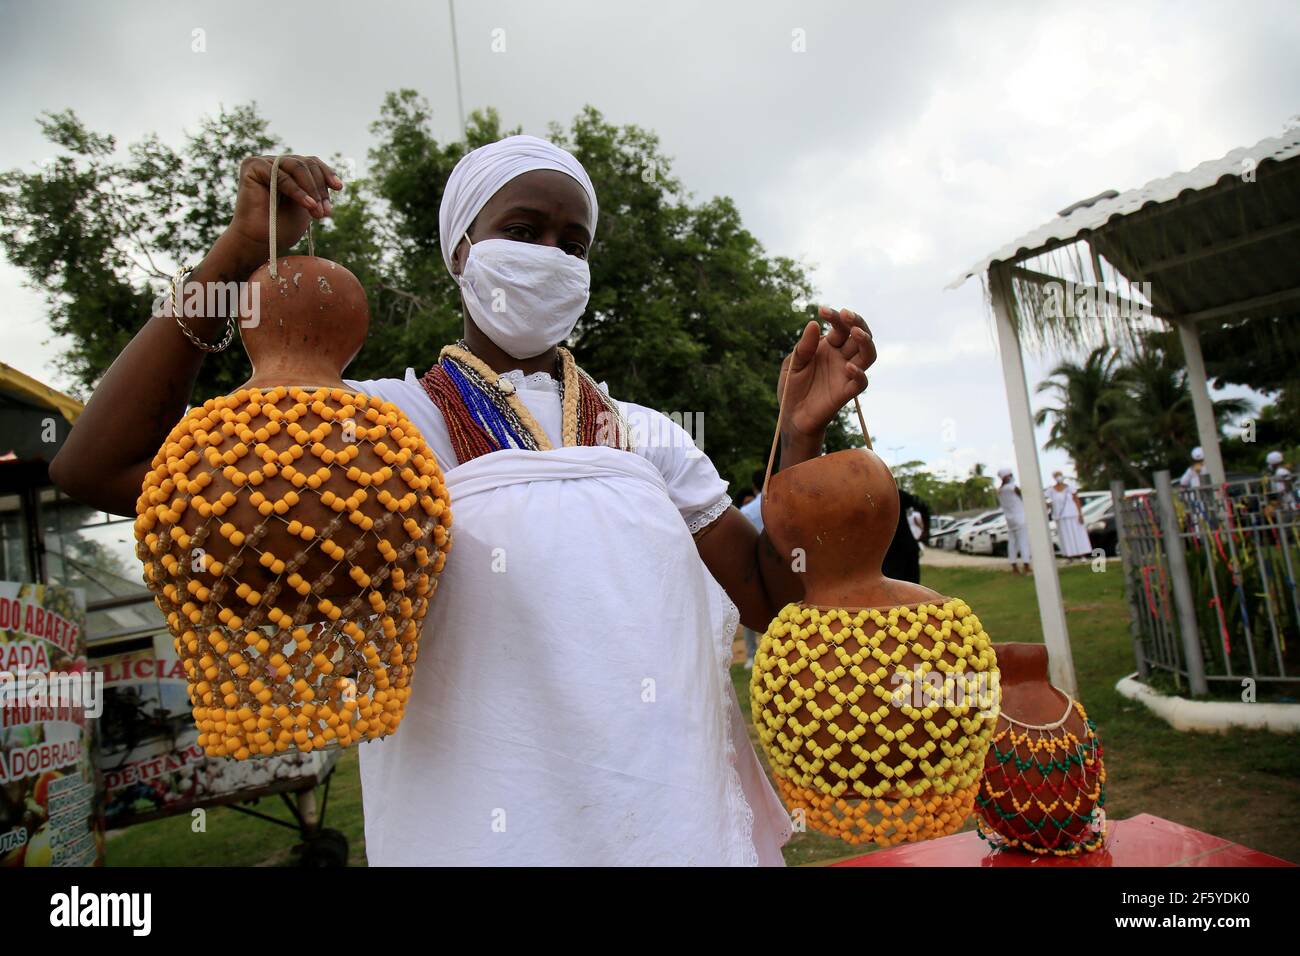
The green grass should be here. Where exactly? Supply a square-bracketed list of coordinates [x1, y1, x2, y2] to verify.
[105, 563, 1300, 866]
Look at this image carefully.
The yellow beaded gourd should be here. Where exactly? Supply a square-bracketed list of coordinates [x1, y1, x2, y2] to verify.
[751, 600, 1000, 846]
[135, 384, 452, 759]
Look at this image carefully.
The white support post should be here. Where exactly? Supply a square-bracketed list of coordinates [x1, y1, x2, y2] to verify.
[989, 264, 1078, 697]
[1175, 318, 1225, 485]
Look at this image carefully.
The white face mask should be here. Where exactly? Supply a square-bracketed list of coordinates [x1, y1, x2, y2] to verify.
[456, 233, 590, 359]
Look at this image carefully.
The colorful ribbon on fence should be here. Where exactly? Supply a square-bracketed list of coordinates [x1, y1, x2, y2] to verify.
[1207, 596, 1231, 655]
[1141, 564, 1172, 621]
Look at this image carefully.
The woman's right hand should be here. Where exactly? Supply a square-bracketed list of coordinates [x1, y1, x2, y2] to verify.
[223, 154, 343, 270]
[49, 153, 345, 515]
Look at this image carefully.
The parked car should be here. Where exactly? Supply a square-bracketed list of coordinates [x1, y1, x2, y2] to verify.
[926, 513, 981, 550]
[967, 514, 1006, 555]
[930, 515, 958, 534]
[957, 510, 1004, 553]
[930, 518, 973, 550]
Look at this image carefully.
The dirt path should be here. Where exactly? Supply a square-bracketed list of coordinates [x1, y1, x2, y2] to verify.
[922, 548, 1119, 571]
[921, 548, 1009, 569]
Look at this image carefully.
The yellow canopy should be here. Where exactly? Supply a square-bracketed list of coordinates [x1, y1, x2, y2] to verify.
[0, 361, 83, 424]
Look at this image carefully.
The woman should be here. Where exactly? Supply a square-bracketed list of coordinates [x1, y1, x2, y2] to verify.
[49, 136, 877, 865]
[1048, 470, 1091, 561]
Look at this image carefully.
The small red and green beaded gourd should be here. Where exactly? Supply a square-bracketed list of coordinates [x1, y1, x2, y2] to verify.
[135, 168, 452, 760]
[975, 643, 1106, 855]
[749, 394, 1000, 847]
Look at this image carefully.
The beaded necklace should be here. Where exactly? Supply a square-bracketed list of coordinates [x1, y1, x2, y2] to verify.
[419, 342, 632, 465]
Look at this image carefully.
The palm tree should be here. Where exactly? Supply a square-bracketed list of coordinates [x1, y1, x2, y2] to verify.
[1111, 348, 1251, 476]
[1035, 346, 1143, 486]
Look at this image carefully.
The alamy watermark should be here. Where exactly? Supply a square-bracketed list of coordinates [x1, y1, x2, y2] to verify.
[0, 665, 104, 719]
[1040, 280, 1153, 321]
[597, 408, 706, 458]
[151, 278, 262, 329]
[887, 665, 1000, 719]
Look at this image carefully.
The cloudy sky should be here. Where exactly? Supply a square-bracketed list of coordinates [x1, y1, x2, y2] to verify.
[1, 0, 1295, 486]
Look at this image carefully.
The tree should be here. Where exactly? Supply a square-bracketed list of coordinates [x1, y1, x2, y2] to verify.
[0, 105, 280, 398]
[1034, 346, 1137, 486]
[1110, 344, 1249, 477]
[892, 460, 996, 514]
[1150, 319, 1299, 466]
[1034, 340, 1252, 488]
[0, 95, 834, 488]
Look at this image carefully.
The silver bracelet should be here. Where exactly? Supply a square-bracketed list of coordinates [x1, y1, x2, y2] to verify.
[170, 263, 235, 353]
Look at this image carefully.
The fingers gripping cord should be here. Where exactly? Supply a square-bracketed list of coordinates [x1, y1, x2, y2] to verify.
[762, 356, 872, 498]
[268, 155, 318, 278]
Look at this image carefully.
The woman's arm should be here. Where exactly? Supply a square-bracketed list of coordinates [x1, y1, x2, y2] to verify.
[698, 307, 875, 631]
[49, 155, 341, 516]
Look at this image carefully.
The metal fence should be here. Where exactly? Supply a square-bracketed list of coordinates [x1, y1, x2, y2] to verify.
[1113, 471, 1300, 693]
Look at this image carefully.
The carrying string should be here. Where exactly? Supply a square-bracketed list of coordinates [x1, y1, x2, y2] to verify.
[762, 349, 873, 498]
[268, 154, 317, 279]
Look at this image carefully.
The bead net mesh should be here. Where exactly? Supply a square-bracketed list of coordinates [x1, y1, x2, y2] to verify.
[975, 701, 1107, 856]
[775, 775, 982, 847]
[750, 600, 1000, 845]
[135, 386, 452, 760]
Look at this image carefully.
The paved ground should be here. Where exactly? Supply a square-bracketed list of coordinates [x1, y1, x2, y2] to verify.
[920, 547, 1119, 571]
[921, 547, 1009, 569]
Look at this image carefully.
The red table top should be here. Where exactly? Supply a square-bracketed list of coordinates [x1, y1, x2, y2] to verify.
[828, 814, 1294, 867]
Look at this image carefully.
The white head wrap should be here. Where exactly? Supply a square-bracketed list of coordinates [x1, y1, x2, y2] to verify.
[997, 467, 1013, 479]
[1191, 446, 1205, 461]
[438, 134, 599, 276]
[1267, 450, 1284, 466]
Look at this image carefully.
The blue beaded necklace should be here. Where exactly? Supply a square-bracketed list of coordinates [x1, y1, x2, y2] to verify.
[441, 359, 534, 451]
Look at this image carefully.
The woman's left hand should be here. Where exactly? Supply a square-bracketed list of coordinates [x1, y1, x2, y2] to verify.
[778, 305, 877, 444]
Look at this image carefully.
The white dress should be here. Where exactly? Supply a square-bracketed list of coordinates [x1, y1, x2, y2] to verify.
[1049, 484, 1091, 557]
[343, 367, 792, 865]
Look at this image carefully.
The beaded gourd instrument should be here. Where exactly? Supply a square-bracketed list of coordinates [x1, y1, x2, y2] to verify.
[750, 390, 999, 846]
[974, 643, 1106, 855]
[136, 177, 451, 759]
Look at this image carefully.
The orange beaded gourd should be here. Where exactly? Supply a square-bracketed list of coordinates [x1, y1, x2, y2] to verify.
[749, 397, 999, 847]
[135, 253, 451, 760]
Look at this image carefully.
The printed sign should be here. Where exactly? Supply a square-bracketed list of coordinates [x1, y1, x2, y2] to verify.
[0, 581, 103, 867]
[92, 633, 332, 828]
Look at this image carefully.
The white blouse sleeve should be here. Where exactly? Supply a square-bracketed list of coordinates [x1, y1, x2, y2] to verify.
[344, 370, 458, 473]
[620, 402, 732, 534]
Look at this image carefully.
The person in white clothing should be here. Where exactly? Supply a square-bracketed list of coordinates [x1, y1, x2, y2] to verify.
[344, 137, 879, 866]
[1178, 446, 1206, 490]
[1267, 450, 1292, 492]
[996, 467, 1030, 574]
[49, 139, 880, 866]
[1048, 470, 1091, 560]
[1266, 450, 1295, 511]
[907, 506, 926, 543]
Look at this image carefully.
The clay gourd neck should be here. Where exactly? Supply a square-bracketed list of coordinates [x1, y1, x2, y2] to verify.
[238, 255, 369, 392]
[994, 643, 1071, 723]
[763, 446, 941, 608]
